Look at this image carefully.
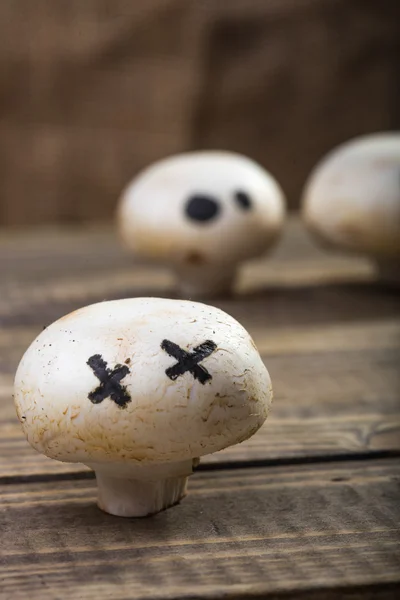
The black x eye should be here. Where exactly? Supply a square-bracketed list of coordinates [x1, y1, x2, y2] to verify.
[234, 190, 252, 210]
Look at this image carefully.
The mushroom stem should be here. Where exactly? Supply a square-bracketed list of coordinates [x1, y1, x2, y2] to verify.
[174, 263, 237, 297]
[89, 460, 196, 517]
[95, 472, 188, 517]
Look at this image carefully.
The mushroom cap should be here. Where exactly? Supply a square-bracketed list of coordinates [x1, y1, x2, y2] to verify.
[118, 151, 285, 265]
[14, 298, 272, 466]
[301, 133, 400, 258]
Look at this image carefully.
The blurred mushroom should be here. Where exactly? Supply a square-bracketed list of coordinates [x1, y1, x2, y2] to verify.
[14, 298, 273, 517]
[301, 132, 400, 283]
[118, 151, 286, 297]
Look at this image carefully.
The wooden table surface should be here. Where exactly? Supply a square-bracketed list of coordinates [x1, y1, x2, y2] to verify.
[1, 219, 399, 599]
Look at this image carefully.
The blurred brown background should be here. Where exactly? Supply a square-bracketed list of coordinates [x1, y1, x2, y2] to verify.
[0, 0, 399, 227]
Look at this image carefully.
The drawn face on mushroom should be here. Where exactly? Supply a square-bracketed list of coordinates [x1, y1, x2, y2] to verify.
[14, 298, 273, 517]
[301, 133, 400, 279]
[118, 151, 285, 296]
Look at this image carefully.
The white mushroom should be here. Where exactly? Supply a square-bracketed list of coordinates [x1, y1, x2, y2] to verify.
[14, 298, 272, 517]
[117, 151, 286, 297]
[301, 133, 400, 282]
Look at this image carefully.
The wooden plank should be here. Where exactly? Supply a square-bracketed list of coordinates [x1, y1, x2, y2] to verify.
[0, 262, 387, 328]
[1, 221, 399, 477]
[1, 459, 399, 599]
[1, 340, 399, 478]
[2, 221, 387, 327]
[0, 219, 359, 269]
[1, 264, 398, 330]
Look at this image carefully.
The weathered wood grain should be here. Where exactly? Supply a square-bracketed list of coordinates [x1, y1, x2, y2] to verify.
[1, 241, 399, 476]
[1, 459, 399, 599]
[0, 222, 398, 478]
[1, 220, 399, 599]
[1, 339, 399, 479]
[2, 221, 387, 329]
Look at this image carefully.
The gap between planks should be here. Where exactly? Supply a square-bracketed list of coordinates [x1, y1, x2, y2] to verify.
[1, 450, 400, 487]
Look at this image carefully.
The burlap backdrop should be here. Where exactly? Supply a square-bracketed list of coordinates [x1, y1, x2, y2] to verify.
[0, 0, 399, 226]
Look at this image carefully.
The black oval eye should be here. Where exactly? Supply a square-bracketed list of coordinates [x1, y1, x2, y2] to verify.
[185, 195, 221, 223]
[234, 190, 252, 210]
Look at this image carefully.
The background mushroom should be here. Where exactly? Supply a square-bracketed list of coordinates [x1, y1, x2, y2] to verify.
[301, 132, 400, 282]
[117, 151, 286, 297]
[14, 297, 273, 517]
